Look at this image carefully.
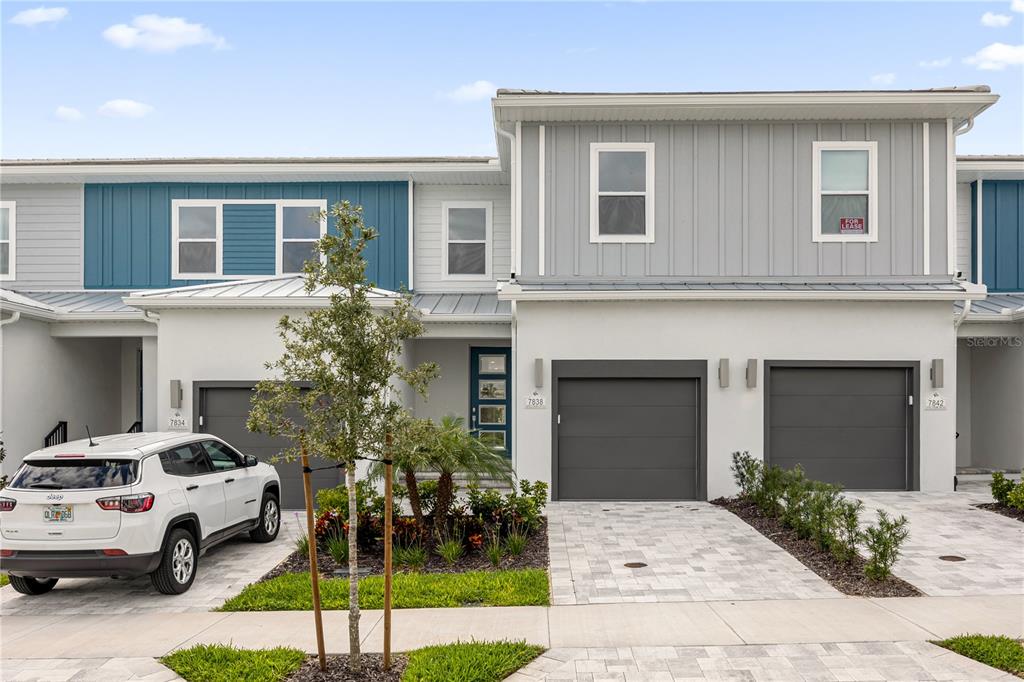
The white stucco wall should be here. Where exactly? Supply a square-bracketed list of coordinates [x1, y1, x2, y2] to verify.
[411, 338, 511, 424]
[512, 299, 959, 499]
[967, 337, 1024, 472]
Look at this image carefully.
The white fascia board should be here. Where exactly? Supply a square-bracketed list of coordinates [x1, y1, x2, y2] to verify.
[955, 160, 1024, 182]
[49, 320, 158, 338]
[121, 296, 400, 310]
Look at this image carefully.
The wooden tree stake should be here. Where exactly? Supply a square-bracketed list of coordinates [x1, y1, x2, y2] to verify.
[383, 432, 394, 669]
[302, 444, 328, 672]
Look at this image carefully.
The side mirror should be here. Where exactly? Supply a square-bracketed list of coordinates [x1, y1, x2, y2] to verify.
[244, 455, 259, 467]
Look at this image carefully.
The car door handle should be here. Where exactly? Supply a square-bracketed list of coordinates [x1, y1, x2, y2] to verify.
[224, 478, 235, 484]
[186, 484, 199, 491]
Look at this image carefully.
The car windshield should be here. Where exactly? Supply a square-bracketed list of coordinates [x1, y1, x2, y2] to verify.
[10, 459, 138, 490]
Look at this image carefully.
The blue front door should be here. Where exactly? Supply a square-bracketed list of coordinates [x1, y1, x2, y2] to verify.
[470, 347, 512, 459]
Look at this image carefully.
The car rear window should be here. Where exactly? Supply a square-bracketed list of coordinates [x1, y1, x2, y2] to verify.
[10, 459, 138, 489]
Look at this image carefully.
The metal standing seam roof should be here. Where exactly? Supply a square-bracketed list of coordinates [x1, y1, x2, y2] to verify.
[123, 275, 400, 307]
[1, 289, 142, 319]
[957, 293, 1024, 321]
[411, 293, 511, 319]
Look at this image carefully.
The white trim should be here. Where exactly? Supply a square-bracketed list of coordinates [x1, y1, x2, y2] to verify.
[514, 120, 522, 277]
[811, 141, 878, 244]
[0, 201, 16, 281]
[922, 122, 931, 276]
[171, 199, 223, 279]
[589, 142, 656, 244]
[407, 181, 415, 291]
[538, 125, 546, 276]
[946, 119, 957, 276]
[275, 199, 328, 276]
[976, 179, 984, 284]
[441, 200, 492, 281]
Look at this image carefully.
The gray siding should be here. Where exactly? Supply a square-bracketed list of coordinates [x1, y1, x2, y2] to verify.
[0, 183, 82, 289]
[413, 184, 511, 292]
[956, 182, 973, 281]
[521, 121, 951, 280]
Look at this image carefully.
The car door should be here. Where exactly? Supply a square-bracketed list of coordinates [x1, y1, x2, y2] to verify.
[201, 440, 260, 527]
[159, 444, 226, 539]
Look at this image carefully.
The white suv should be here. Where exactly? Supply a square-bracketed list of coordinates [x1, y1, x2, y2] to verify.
[0, 432, 281, 596]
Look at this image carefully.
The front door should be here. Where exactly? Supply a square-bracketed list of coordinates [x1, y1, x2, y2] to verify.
[470, 347, 512, 459]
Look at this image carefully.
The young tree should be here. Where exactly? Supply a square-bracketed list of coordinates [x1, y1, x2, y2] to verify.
[247, 201, 437, 672]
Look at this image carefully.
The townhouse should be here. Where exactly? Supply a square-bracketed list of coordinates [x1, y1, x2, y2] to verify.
[1, 87, 1021, 506]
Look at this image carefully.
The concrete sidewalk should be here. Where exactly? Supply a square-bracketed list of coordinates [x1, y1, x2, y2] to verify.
[2, 595, 1022, 659]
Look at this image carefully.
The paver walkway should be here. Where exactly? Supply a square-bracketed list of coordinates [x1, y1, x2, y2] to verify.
[508, 641, 1014, 681]
[851, 481, 1024, 597]
[547, 501, 840, 604]
[1, 658, 181, 682]
[0, 512, 303, 616]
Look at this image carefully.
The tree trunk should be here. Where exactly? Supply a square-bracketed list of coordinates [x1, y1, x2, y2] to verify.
[434, 470, 453, 522]
[404, 468, 423, 525]
[346, 464, 361, 671]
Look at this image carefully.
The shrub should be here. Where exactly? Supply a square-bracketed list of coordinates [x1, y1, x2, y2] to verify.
[831, 498, 864, 564]
[731, 451, 763, 499]
[863, 510, 909, 581]
[780, 466, 811, 532]
[754, 465, 786, 517]
[991, 472, 1015, 505]
[805, 482, 843, 552]
[467, 486, 505, 522]
[325, 531, 348, 565]
[1007, 481, 1024, 510]
[504, 520, 528, 557]
[394, 542, 427, 572]
[435, 523, 465, 566]
[294, 533, 310, 559]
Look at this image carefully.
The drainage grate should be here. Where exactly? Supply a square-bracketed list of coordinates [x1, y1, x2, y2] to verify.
[624, 562, 648, 568]
[939, 555, 966, 562]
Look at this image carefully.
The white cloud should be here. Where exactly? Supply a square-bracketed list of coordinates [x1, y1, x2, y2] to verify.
[870, 72, 897, 85]
[54, 106, 82, 121]
[981, 11, 1013, 27]
[102, 14, 227, 53]
[441, 80, 496, 102]
[964, 42, 1024, 70]
[1013, 0, 1024, 13]
[9, 6, 68, 27]
[98, 99, 154, 118]
[918, 57, 952, 68]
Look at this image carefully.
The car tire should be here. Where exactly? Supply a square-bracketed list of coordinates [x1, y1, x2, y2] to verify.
[250, 493, 280, 543]
[150, 528, 198, 595]
[8, 576, 58, 596]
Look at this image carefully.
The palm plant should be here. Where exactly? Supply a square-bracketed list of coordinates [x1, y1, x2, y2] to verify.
[428, 415, 513, 521]
[368, 413, 436, 525]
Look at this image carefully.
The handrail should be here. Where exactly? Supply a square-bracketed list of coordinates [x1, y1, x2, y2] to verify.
[43, 421, 68, 448]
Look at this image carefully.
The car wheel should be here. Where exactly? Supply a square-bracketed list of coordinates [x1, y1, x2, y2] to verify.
[8, 576, 58, 596]
[250, 493, 280, 543]
[150, 528, 198, 595]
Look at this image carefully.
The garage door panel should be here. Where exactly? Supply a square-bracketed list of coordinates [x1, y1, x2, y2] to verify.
[770, 368, 906, 396]
[559, 436, 698, 470]
[559, 468, 696, 500]
[776, 457, 907, 490]
[771, 427, 907, 461]
[770, 396, 908, 428]
[559, 405, 698, 438]
[559, 378, 698, 407]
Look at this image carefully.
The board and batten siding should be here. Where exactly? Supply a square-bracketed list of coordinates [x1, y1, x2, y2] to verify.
[976, 180, 1024, 292]
[413, 184, 511, 292]
[84, 182, 408, 290]
[0, 183, 82, 289]
[520, 121, 951, 280]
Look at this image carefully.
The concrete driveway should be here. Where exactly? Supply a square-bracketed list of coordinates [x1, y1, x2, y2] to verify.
[0, 512, 303, 616]
[547, 501, 841, 605]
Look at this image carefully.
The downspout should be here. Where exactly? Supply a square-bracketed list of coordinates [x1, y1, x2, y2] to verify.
[496, 124, 517, 280]
[954, 299, 971, 329]
[0, 311, 20, 327]
[952, 115, 976, 329]
[143, 310, 159, 323]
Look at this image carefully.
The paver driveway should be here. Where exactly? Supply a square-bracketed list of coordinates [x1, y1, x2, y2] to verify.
[547, 501, 840, 605]
[851, 481, 1024, 597]
[0, 512, 303, 615]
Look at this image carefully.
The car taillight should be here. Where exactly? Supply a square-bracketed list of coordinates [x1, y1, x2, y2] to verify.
[0, 549, 14, 557]
[101, 548, 127, 556]
[0, 498, 15, 512]
[96, 493, 154, 513]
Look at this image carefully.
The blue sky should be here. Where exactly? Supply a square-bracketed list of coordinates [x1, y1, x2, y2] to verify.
[2, 1, 1022, 159]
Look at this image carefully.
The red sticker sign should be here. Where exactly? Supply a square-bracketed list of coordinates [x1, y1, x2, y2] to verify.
[839, 217, 865, 234]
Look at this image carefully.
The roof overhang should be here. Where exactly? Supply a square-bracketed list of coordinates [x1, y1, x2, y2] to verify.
[492, 88, 999, 127]
[956, 157, 1024, 182]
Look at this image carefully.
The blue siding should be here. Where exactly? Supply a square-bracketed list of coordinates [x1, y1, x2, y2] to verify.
[223, 204, 276, 276]
[978, 180, 1024, 292]
[84, 182, 409, 290]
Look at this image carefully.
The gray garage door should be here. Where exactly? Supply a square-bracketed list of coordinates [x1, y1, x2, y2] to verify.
[556, 378, 699, 500]
[768, 366, 911, 490]
[198, 386, 342, 509]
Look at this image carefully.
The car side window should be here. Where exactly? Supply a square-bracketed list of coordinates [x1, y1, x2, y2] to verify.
[201, 440, 242, 471]
[159, 444, 213, 476]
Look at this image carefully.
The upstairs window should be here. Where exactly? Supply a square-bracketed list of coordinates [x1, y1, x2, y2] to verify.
[172, 201, 221, 278]
[813, 141, 878, 243]
[278, 201, 327, 275]
[442, 201, 491, 279]
[590, 142, 655, 243]
[0, 201, 14, 280]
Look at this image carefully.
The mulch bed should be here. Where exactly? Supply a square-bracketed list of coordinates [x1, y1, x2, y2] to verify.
[976, 502, 1024, 523]
[711, 496, 922, 598]
[263, 519, 549, 583]
[287, 654, 406, 682]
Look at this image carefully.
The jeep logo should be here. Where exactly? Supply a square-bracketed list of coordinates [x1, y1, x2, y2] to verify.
[46, 493, 64, 502]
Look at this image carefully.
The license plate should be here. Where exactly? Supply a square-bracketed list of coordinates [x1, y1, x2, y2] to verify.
[44, 505, 73, 523]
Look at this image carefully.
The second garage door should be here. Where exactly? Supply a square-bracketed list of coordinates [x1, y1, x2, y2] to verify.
[767, 365, 912, 490]
[556, 377, 699, 500]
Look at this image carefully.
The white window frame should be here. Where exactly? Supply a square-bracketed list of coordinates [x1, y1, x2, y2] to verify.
[589, 142, 656, 244]
[171, 199, 222, 279]
[276, 200, 328, 275]
[0, 201, 15, 281]
[812, 140, 878, 244]
[441, 200, 492, 280]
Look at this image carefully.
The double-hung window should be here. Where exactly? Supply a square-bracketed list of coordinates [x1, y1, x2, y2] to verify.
[590, 142, 655, 243]
[0, 201, 15, 280]
[812, 141, 878, 243]
[278, 201, 327, 274]
[442, 201, 491, 279]
[172, 201, 221, 278]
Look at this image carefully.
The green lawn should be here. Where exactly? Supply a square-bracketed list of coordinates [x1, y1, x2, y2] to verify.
[936, 635, 1024, 676]
[162, 641, 544, 682]
[218, 569, 549, 612]
[0, 574, 9, 588]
